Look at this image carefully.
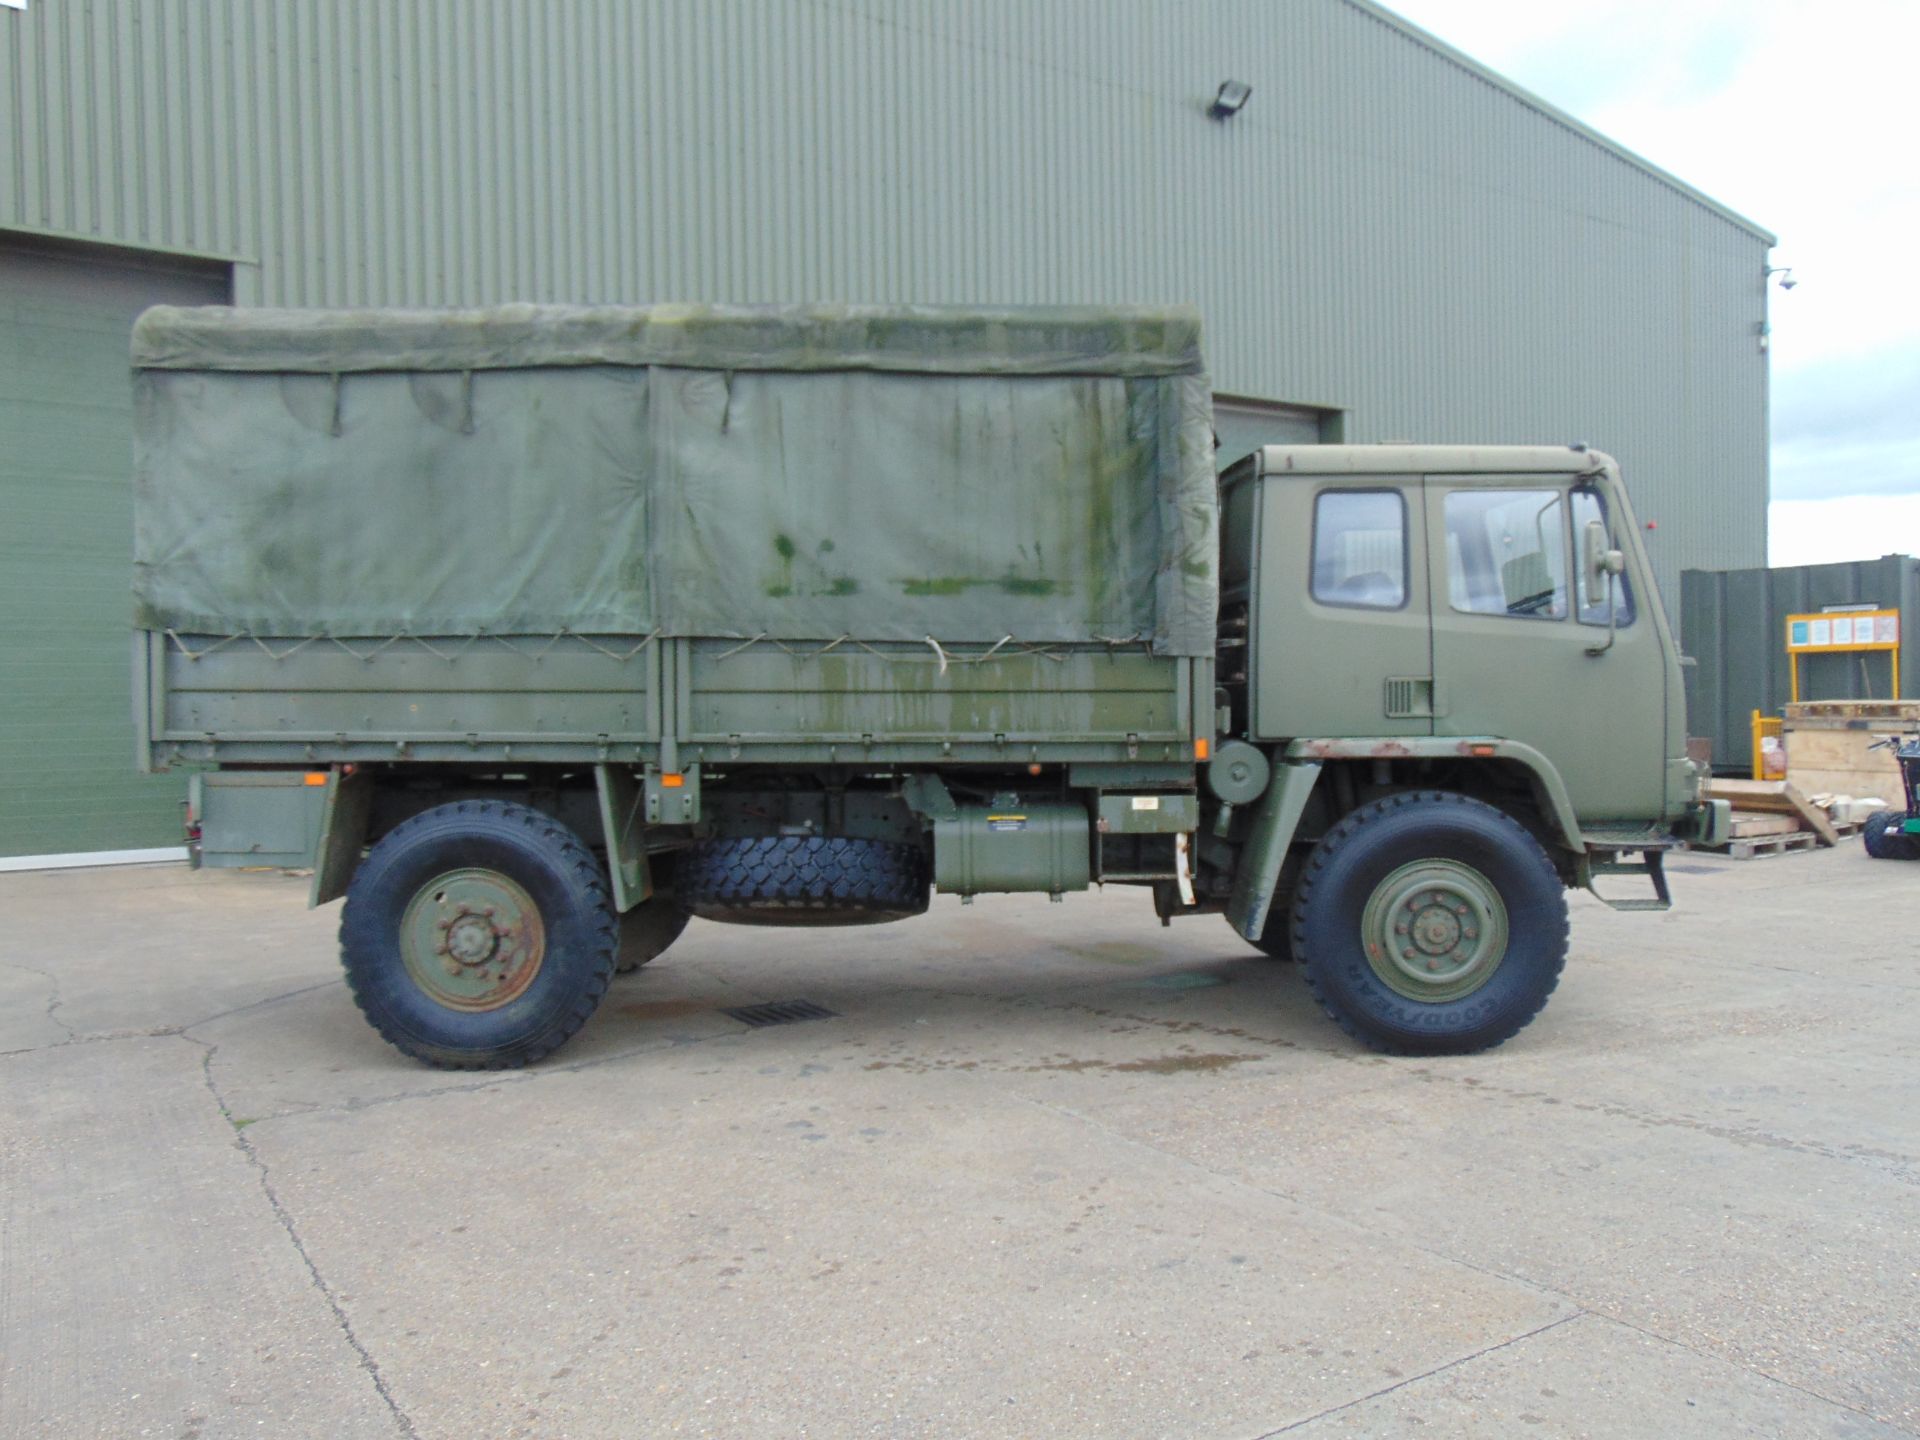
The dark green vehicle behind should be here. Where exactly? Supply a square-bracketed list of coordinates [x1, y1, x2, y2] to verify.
[131, 303, 1723, 1067]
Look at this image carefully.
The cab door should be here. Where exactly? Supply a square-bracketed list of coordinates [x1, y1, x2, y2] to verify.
[1422, 476, 1666, 821]
[1253, 476, 1434, 739]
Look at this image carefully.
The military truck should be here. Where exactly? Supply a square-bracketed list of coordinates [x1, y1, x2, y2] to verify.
[130, 303, 1725, 1068]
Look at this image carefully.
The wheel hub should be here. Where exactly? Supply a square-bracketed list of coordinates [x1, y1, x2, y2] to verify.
[1411, 901, 1462, 954]
[444, 914, 500, 966]
[1361, 862, 1509, 1002]
[400, 869, 546, 1011]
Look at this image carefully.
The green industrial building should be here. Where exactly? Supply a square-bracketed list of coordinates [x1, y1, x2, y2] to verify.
[0, 0, 1774, 863]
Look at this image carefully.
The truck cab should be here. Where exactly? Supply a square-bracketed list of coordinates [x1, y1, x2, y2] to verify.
[1222, 444, 1689, 822]
[1197, 444, 1721, 1051]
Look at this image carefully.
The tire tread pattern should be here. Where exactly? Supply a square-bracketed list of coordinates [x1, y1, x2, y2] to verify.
[677, 836, 929, 922]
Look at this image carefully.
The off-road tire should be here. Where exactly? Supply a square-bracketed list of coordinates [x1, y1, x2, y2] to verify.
[1290, 790, 1568, 1055]
[616, 896, 692, 972]
[1862, 809, 1920, 860]
[677, 836, 930, 926]
[339, 800, 616, 1069]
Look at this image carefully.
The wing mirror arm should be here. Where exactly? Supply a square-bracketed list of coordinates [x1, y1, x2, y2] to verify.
[1582, 517, 1626, 658]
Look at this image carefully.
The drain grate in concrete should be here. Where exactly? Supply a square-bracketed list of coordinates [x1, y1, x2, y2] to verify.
[1125, 972, 1227, 992]
[721, 999, 840, 1028]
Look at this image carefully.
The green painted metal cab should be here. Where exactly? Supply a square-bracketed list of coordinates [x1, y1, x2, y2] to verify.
[1221, 443, 1692, 827]
[1212, 444, 1715, 944]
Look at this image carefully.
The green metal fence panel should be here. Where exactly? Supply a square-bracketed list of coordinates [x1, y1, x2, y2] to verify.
[1681, 556, 1920, 773]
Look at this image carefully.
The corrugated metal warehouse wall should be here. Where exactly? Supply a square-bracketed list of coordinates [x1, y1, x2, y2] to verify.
[0, 0, 1772, 855]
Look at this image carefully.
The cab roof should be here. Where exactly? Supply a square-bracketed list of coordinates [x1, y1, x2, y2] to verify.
[1254, 444, 1614, 479]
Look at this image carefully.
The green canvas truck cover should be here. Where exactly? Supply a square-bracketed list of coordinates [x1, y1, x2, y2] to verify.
[131, 304, 1216, 655]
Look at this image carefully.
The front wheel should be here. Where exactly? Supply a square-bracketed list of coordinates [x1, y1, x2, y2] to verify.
[1290, 791, 1568, 1055]
[339, 800, 617, 1068]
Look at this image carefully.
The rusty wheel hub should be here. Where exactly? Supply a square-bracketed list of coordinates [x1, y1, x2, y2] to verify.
[1359, 860, 1509, 1003]
[400, 868, 546, 1011]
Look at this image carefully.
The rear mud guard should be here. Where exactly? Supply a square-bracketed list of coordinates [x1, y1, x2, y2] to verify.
[309, 767, 373, 908]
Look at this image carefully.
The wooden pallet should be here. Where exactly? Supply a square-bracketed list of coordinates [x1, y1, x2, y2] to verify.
[1728, 813, 1799, 839]
[1693, 830, 1823, 860]
[1689, 818, 1863, 860]
[1706, 779, 1839, 844]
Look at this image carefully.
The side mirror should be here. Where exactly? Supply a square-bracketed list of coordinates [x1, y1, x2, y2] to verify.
[1582, 518, 1624, 607]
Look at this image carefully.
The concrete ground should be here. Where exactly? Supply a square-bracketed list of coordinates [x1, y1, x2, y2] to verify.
[1, 843, 1915, 1440]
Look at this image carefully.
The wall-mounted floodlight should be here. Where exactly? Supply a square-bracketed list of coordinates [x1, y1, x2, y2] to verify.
[1766, 265, 1797, 291]
[1208, 80, 1252, 120]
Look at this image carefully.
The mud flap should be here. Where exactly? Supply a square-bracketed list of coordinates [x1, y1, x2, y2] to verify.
[1225, 761, 1321, 941]
[309, 768, 372, 908]
[595, 763, 653, 914]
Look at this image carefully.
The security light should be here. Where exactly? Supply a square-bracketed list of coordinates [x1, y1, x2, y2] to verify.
[1766, 265, 1797, 291]
[1209, 80, 1252, 120]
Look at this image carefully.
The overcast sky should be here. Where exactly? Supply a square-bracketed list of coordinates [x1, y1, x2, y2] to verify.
[1383, 0, 1920, 567]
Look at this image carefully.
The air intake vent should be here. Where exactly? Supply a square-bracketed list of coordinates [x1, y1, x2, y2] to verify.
[1384, 676, 1435, 719]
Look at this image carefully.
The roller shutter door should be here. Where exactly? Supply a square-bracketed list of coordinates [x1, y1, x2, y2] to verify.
[1212, 398, 1329, 469]
[0, 237, 229, 859]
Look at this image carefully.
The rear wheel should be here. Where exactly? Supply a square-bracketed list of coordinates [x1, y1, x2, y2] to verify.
[339, 801, 616, 1068]
[1291, 791, 1568, 1055]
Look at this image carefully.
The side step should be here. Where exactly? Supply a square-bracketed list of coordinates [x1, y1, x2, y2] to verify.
[1586, 845, 1673, 912]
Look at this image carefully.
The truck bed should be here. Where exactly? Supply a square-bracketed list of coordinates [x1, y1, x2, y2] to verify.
[131, 303, 1217, 777]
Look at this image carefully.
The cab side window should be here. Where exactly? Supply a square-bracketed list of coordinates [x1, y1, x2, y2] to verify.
[1571, 488, 1636, 627]
[1444, 489, 1567, 620]
[1311, 490, 1407, 609]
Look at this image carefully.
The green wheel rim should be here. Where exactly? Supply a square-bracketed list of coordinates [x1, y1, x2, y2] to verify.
[1359, 858, 1508, 1003]
[399, 868, 546, 1012]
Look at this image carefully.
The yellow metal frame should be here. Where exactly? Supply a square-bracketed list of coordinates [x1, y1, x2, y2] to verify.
[1784, 610, 1901, 704]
